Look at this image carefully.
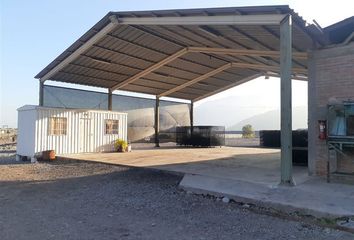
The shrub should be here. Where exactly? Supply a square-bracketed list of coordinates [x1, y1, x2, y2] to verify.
[114, 139, 128, 152]
[242, 124, 255, 138]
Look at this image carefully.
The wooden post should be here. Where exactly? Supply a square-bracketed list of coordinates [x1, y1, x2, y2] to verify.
[108, 89, 113, 110]
[39, 81, 44, 106]
[280, 15, 294, 185]
[154, 97, 160, 147]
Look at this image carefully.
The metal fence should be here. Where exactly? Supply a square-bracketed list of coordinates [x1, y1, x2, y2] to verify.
[176, 126, 225, 147]
[259, 130, 308, 165]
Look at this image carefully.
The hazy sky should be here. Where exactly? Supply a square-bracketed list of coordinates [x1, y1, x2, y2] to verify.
[1, 0, 353, 127]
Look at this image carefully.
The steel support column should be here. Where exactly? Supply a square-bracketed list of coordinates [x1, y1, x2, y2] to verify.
[190, 101, 194, 134]
[108, 89, 113, 110]
[280, 15, 294, 185]
[154, 97, 160, 147]
[39, 81, 44, 106]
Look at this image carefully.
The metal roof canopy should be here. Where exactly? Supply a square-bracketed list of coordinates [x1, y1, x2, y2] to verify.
[35, 5, 323, 185]
[36, 5, 321, 102]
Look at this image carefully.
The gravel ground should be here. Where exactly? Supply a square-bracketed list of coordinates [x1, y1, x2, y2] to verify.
[0, 153, 353, 240]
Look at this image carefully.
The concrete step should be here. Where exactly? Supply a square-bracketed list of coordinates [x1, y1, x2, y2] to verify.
[179, 173, 354, 219]
[331, 173, 354, 185]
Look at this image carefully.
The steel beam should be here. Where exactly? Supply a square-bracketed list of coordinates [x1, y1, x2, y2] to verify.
[188, 47, 307, 60]
[231, 62, 307, 75]
[106, 34, 238, 79]
[158, 63, 232, 97]
[117, 14, 287, 26]
[141, 24, 258, 71]
[91, 44, 232, 83]
[265, 72, 308, 81]
[193, 73, 262, 102]
[129, 25, 244, 77]
[110, 48, 188, 91]
[158, 59, 306, 98]
[39, 16, 119, 82]
[154, 97, 160, 147]
[342, 31, 354, 45]
[190, 101, 194, 133]
[108, 89, 113, 110]
[280, 15, 294, 185]
[178, 25, 264, 66]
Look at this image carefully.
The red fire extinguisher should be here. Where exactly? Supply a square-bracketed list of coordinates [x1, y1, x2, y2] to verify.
[318, 120, 327, 140]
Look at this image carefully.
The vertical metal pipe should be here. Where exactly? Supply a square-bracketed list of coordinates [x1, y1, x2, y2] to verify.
[39, 81, 44, 106]
[154, 97, 160, 147]
[108, 89, 113, 110]
[190, 100, 194, 135]
[280, 15, 294, 185]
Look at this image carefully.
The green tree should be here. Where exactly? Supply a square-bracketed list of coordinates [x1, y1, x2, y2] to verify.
[242, 124, 255, 138]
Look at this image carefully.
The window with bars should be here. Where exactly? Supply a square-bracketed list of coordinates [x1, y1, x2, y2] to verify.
[49, 117, 67, 135]
[105, 119, 119, 134]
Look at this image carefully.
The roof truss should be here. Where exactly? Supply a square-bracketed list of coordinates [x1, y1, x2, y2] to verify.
[110, 46, 307, 92]
[188, 47, 307, 59]
[157, 61, 306, 98]
[110, 48, 188, 91]
[158, 63, 232, 97]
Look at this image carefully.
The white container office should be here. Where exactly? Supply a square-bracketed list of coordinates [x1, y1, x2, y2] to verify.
[17, 105, 127, 159]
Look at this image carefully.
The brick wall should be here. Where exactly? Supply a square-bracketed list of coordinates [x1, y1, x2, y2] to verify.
[308, 43, 354, 176]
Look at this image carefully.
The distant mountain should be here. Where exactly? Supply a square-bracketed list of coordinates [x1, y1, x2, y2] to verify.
[194, 78, 308, 130]
[227, 106, 307, 131]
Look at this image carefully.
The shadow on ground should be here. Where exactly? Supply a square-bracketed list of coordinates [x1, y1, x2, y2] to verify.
[0, 159, 353, 240]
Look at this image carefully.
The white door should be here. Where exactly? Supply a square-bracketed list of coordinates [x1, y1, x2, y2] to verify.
[80, 118, 93, 152]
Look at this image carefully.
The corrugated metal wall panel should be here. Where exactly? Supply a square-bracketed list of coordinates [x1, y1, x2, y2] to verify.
[34, 107, 127, 155]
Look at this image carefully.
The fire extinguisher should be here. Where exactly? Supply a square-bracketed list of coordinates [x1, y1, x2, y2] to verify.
[318, 120, 327, 140]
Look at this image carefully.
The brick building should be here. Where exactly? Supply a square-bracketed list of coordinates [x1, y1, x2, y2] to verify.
[308, 17, 354, 178]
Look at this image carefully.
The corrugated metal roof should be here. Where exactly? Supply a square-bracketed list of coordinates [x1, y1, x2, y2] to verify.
[35, 5, 324, 101]
[324, 16, 354, 44]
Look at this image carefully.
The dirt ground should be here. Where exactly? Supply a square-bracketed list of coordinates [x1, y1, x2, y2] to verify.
[1, 152, 353, 240]
[60, 146, 281, 169]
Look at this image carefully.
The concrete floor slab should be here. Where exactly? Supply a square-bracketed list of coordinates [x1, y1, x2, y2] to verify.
[59, 146, 354, 219]
[60, 146, 306, 186]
